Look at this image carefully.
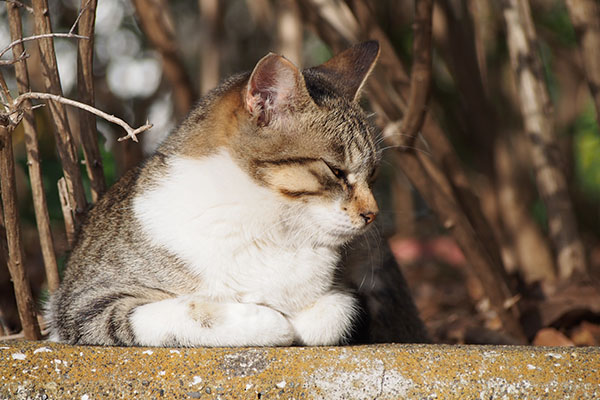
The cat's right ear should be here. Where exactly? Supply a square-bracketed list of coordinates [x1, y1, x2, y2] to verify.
[245, 53, 312, 127]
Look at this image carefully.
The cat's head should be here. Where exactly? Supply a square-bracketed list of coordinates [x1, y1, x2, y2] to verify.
[233, 41, 381, 246]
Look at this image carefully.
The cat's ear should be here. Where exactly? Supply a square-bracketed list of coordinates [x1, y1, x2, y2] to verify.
[311, 40, 380, 102]
[245, 53, 311, 127]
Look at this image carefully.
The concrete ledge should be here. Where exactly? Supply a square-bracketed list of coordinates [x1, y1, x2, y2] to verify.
[1, 341, 599, 399]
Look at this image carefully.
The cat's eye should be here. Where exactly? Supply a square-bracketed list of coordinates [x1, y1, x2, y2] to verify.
[368, 167, 380, 184]
[324, 161, 346, 180]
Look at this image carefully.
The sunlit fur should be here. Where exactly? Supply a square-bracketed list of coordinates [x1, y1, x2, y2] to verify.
[46, 42, 422, 347]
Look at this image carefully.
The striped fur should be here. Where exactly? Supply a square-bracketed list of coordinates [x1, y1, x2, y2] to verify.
[48, 41, 428, 346]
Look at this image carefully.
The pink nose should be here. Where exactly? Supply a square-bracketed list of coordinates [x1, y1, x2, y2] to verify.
[360, 211, 377, 225]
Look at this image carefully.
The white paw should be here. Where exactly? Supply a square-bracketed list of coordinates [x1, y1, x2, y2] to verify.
[209, 302, 294, 347]
[290, 291, 358, 346]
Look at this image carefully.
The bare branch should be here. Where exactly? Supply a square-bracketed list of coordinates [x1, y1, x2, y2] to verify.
[2, 0, 33, 13]
[198, 0, 221, 94]
[566, 0, 600, 125]
[69, 0, 93, 35]
[393, 0, 433, 149]
[0, 50, 29, 66]
[276, 0, 303, 67]
[76, 0, 106, 202]
[302, 0, 526, 342]
[7, 0, 60, 292]
[12, 92, 152, 142]
[131, 0, 196, 119]
[502, 0, 588, 279]
[0, 32, 88, 60]
[0, 124, 42, 340]
[0, 72, 12, 106]
[57, 178, 76, 248]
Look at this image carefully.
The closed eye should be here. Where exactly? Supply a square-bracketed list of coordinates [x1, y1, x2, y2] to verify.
[323, 160, 346, 181]
[368, 166, 379, 184]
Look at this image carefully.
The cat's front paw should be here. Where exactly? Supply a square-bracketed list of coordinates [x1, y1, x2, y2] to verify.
[235, 303, 295, 346]
[290, 291, 358, 346]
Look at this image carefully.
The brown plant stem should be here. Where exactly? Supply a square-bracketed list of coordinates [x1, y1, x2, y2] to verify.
[301, 0, 526, 340]
[11, 92, 153, 142]
[131, 0, 196, 119]
[395, 149, 526, 342]
[395, 0, 524, 341]
[502, 0, 587, 279]
[433, 1, 497, 175]
[276, 0, 303, 67]
[566, 0, 600, 124]
[394, 0, 432, 148]
[198, 0, 221, 94]
[76, 0, 105, 203]
[0, 32, 88, 59]
[58, 178, 76, 248]
[32, 0, 88, 229]
[0, 123, 41, 340]
[6, 1, 60, 292]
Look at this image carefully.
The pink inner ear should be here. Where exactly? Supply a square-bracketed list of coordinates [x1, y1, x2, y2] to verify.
[245, 54, 303, 127]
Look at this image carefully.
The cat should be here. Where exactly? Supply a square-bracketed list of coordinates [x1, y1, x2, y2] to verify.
[47, 41, 428, 346]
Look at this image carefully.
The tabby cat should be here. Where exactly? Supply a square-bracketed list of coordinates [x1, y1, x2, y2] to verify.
[48, 41, 428, 346]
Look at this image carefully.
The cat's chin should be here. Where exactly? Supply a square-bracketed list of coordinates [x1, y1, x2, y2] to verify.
[315, 229, 364, 248]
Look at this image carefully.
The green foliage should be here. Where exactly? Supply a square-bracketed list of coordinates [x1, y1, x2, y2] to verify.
[574, 105, 600, 199]
[535, 1, 577, 47]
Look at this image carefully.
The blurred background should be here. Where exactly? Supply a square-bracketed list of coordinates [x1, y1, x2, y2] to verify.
[1, 0, 599, 345]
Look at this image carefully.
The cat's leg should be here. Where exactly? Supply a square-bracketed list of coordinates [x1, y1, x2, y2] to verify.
[130, 296, 295, 347]
[289, 291, 358, 346]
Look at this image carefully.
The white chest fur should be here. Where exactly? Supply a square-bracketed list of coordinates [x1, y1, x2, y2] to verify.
[133, 150, 340, 314]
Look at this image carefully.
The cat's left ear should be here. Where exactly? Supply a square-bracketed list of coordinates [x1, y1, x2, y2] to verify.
[310, 40, 380, 102]
[245, 53, 312, 127]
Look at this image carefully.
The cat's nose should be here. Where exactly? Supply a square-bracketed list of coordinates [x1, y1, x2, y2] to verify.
[360, 211, 377, 225]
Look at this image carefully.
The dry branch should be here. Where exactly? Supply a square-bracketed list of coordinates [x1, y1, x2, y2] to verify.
[276, 0, 303, 67]
[199, 0, 221, 94]
[302, 0, 526, 341]
[131, 0, 196, 119]
[0, 51, 28, 66]
[32, 0, 88, 229]
[76, 0, 106, 203]
[433, 1, 497, 174]
[0, 32, 88, 60]
[0, 123, 41, 340]
[392, 146, 526, 342]
[495, 135, 556, 283]
[394, 0, 432, 148]
[10, 92, 153, 142]
[566, 0, 600, 124]
[58, 178, 76, 248]
[502, 0, 587, 279]
[6, 1, 60, 292]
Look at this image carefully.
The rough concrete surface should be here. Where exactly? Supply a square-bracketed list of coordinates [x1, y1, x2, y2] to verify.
[0, 340, 599, 399]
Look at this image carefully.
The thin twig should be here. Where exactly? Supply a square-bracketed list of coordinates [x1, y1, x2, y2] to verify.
[0, 32, 88, 60]
[0, 51, 29, 66]
[7, 0, 60, 292]
[394, 0, 433, 149]
[0, 73, 13, 105]
[76, 0, 106, 202]
[33, 0, 88, 228]
[2, 0, 33, 13]
[11, 92, 152, 142]
[302, 0, 527, 342]
[131, 0, 196, 118]
[57, 178, 76, 248]
[502, 0, 587, 279]
[69, 0, 93, 35]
